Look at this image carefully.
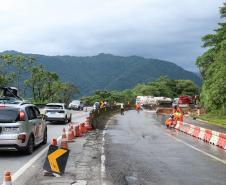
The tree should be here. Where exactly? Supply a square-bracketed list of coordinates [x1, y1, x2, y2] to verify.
[196, 3, 226, 113]
[0, 54, 34, 93]
[58, 82, 79, 105]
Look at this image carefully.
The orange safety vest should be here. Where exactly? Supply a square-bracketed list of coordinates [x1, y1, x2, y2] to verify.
[165, 118, 173, 126]
[136, 103, 141, 109]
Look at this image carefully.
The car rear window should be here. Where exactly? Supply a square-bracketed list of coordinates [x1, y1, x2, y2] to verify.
[72, 100, 80, 104]
[45, 105, 63, 109]
[0, 109, 19, 123]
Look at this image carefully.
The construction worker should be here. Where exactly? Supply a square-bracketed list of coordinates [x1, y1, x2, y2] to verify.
[173, 107, 183, 123]
[165, 114, 174, 128]
[127, 101, 130, 108]
[120, 103, 125, 115]
[177, 107, 184, 122]
[173, 105, 177, 114]
[136, 102, 141, 113]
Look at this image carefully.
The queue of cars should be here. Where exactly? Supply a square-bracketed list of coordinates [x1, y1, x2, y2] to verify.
[0, 87, 84, 154]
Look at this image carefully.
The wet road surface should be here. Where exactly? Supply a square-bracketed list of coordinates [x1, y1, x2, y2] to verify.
[103, 110, 226, 185]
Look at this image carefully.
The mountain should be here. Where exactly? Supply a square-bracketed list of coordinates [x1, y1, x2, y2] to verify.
[1, 51, 201, 95]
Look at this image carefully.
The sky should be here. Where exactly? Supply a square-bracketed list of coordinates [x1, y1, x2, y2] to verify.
[0, 0, 224, 71]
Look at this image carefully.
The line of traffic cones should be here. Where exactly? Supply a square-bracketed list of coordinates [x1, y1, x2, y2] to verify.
[2, 171, 12, 185]
[59, 117, 93, 149]
[60, 128, 68, 149]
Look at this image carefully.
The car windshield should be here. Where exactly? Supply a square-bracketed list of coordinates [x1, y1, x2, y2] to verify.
[0, 108, 19, 123]
[45, 105, 63, 109]
[72, 100, 80, 104]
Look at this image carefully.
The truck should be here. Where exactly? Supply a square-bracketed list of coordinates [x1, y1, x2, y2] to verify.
[136, 96, 172, 109]
[172, 95, 195, 108]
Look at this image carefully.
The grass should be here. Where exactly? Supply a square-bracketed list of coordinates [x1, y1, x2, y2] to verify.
[198, 113, 226, 128]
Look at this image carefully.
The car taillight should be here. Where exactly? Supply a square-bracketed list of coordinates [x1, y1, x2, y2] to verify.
[19, 111, 26, 121]
[18, 134, 26, 143]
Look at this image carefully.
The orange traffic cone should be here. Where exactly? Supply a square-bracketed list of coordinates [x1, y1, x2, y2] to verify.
[79, 123, 84, 136]
[75, 125, 81, 137]
[60, 128, 68, 149]
[67, 127, 74, 142]
[2, 171, 12, 185]
[85, 117, 92, 131]
[71, 125, 75, 139]
[82, 123, 87, 133]
[51, 138, 58, 146]
[79, 123, 85, 134]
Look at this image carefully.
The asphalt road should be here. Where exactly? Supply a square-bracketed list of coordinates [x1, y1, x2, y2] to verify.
[0, 109, 90, 183]
[103, 110, 226, 185]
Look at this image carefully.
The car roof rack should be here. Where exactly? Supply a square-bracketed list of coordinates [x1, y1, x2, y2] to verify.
[0, 87, 23, 101]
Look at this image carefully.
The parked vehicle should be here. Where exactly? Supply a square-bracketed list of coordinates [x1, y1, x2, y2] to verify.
[93, 102, 100, 110]
[0, 100, 47, 154]
[172, 96, 193, 108]
[44, 103, 71, 123]
[69, 100, 84, 110]
[136, 96, 172, 108]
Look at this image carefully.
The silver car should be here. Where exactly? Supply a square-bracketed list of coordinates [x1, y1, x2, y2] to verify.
[44, 103, 71, 123]
[0, 101, 47, 154]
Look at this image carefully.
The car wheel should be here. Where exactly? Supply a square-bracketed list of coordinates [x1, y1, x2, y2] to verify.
[68, 114, 72, 123]
[65, 116, 68, 123]
[42, 128, 47, 145]
[25, 135, 34, 155]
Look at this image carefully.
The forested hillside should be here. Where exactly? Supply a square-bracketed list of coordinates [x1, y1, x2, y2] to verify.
[1, 51, 201, 96]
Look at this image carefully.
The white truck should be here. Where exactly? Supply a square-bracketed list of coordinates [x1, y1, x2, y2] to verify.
[136, 96, 172, 108]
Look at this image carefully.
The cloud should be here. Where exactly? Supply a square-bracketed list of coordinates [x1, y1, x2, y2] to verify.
[0, 0, 224, 71]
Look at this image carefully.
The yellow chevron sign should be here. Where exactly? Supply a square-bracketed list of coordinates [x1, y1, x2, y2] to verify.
[48, 149, 67, 173]
[43, 145, 70, 175]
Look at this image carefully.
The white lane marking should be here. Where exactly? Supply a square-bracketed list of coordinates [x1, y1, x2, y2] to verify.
[12, 135, 62, 182]
[101, 130, 106, 185]
[166, 133, 226, 165]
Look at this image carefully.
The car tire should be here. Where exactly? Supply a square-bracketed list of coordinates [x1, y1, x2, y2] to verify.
[65, 116, 68, 124]
[68, 114, 72, 123]
[42, 128, 47, 145]
[25, 135, 34, 155]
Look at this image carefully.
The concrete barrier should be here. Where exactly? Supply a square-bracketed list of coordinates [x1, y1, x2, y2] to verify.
[174, 121, 226, 150]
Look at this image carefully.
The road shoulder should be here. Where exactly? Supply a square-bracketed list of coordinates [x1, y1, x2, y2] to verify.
[16, 130, 103, 185]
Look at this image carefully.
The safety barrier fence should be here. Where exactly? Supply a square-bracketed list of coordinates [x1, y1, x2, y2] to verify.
[174, 121, 226, 150]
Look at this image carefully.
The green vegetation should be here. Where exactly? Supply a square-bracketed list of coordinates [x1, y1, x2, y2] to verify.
[1, 51, 201, 96]
[0, 54, 79, 104]
[81, 77, 199, 105]
[198, 113, 226, 128]
[196, 3, 226, 114]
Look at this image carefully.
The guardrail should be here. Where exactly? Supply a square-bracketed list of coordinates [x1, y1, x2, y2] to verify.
[89, 106, 121, 129]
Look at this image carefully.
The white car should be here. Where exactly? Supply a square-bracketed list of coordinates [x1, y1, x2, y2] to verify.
[44, 103, 71, 123]
[69, 100, 84, 110]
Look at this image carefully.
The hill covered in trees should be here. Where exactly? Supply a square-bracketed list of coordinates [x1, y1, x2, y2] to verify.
[1, 51, 201, 96]
[196, 2, 226, 113]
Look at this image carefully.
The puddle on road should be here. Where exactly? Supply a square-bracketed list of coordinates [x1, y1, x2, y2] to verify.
[125, 175, 138, 184]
